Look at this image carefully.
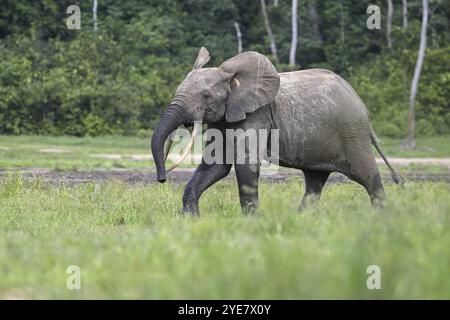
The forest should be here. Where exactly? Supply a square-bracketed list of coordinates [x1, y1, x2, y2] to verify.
[0, 0, 448, 138]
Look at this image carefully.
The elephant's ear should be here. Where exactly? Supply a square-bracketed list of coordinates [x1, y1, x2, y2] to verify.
[219, 51, 280, 123]
[193, 47, 210, 70]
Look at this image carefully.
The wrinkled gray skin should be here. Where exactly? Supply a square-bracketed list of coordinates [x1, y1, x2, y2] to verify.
[151, 48, 401, 215]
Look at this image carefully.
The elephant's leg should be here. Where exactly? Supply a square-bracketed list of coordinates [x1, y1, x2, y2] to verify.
[235, 163, 260, 214]
[342, 150, 386, 207]
[300, 170, 330, 210]
[183, 162, 232, 215]
[365, 172, 386, 208]
[183, 125, 232, 215]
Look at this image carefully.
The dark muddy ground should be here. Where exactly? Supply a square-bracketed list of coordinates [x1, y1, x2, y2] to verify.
[2, 168, 450, 185]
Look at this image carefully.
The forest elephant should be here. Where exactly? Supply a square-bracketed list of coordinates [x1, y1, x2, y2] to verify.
[151, 47, 401, 215]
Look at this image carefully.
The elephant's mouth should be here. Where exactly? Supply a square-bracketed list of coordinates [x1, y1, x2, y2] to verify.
[204, 105, 215, 118]
[204, 105, 220, 122]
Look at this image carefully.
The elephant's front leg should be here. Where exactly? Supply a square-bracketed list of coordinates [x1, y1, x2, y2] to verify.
[183, 162, 232, 215]
[231, 117, 268, 214]
[235, 163, 260, 214]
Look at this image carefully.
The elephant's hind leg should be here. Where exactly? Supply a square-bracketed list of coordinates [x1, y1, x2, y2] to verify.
[341, 150, 386, 207]
[300, 170, 331, 210]
[365, 172, 386, 208]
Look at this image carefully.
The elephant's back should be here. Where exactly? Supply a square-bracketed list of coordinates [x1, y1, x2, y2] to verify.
[273, 69, 372, 167]
[279, 68, 338, 89]
[276, 68, 369, 123]
[279, 69, 364, 103]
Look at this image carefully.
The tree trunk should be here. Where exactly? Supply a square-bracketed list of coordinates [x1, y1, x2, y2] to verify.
[289, 0, 298, 66]
[402, 0, 408, 28]
[234, 22, 243, 53]
[274, 0, 279, 7]
[403, 0, 428, 149]
[260, 0, 280, 64]
[386, 0, 393, 48]
[93, 0, 98, 32]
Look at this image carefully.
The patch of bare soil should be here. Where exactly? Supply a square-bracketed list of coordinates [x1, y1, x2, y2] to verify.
[39, 148, 69, 153]
[1, 168, 449, 186]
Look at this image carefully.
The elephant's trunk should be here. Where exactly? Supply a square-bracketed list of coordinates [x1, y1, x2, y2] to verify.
[151, 104, 185, 183]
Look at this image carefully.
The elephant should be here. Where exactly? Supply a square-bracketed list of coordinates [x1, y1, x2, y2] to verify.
[151, 47, 401, 215]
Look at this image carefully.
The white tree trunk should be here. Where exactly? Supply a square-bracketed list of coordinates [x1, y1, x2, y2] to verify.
[234, 22, 243, 53]
[386, 0, 393, 48]
[93, 0, 98, 32]
[402, 0, 408, 28]
[260, 0, 280, 64]
[289, 0, 298, 66]
[404, 0, 428, 149]
[274, 0, 279, 7]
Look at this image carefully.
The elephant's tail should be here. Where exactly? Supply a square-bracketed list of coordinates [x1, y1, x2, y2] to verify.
[370, 128, 403, 185]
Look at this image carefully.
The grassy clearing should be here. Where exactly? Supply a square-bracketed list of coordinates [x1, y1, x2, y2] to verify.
[0, 135, 152, 170]
[0, 135, 449, 171]
[378, 136, 450, 158]
[0, 174, 448, 299]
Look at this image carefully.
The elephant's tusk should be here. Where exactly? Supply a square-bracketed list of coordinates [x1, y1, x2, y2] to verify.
[167, 123, 199, 172]
[163, 131, 175, 161]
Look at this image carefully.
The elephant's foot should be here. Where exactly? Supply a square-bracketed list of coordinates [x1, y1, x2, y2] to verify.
[182, 191, 200, 215]
[370, 193, 387, 210]
[240, 200, 259, 215]
[182, 201, 199, 216]
[369, 179, 387, 210]
[299, 194, 320, 211]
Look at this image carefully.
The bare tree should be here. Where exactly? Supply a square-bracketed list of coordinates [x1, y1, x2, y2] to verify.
[93, 0, 98, 32]
[403, 0, 429, 149]
[234, 22, 243, 53]
[289, 0, 298, 66]
[386, 0, 393, 48]
[260, 0, 280, 64]
[402, 0, 408, 28]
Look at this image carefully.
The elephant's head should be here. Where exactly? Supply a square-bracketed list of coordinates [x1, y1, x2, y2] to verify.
[151, 47, 280, 182]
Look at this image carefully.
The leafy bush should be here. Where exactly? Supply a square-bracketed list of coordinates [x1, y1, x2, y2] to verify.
[0, 31, 187, 136]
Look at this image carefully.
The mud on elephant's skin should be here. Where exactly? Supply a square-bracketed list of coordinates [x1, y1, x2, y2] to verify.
[151, 47, 401, 215]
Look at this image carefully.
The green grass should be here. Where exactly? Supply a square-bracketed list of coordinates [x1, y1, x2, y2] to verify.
[0, 135, 449, 171]
[0, 174, 448, 299]
[0, 135, 153, 170]
[378, 136, 450, 158]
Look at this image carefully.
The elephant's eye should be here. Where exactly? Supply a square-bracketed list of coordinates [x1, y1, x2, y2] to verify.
[203, 93, 212, 102]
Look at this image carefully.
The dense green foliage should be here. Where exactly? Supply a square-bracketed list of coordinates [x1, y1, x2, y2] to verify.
[0, 0, 448, 137]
